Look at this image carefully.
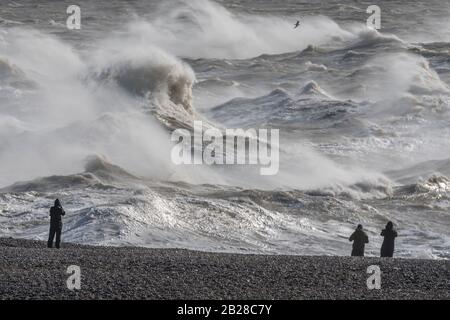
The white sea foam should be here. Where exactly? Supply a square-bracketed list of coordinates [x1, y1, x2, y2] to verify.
[0, 0, 449, 259]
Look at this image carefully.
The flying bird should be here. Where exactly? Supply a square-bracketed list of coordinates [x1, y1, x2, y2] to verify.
[294, 20, 300, 28]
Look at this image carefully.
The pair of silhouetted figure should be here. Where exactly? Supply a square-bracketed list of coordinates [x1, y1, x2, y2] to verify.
[47, 199, 65, 249]
[349, 222, 397, 257]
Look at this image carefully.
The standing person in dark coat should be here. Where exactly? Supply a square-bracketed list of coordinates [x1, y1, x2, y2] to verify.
[380, 221, 397, 257]
[349, 224, 369, 257]
[47, 199, 65, 249]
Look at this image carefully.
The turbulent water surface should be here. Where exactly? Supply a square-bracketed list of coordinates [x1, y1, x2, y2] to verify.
[0, 0, 449, 259]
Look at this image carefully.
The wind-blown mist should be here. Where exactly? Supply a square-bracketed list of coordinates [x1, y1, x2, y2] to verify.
[0, 0, 449, 259]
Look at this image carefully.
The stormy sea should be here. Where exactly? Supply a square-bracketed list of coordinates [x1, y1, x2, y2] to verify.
[0, 0, 449, 260]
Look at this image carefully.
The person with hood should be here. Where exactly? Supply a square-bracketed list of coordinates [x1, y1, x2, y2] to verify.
[47, 199, 65, 249]
[349, 224, 369, 257]
[380, 221, 397, 257]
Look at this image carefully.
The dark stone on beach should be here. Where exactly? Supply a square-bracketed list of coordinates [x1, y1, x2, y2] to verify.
[0, 238, 448, 300]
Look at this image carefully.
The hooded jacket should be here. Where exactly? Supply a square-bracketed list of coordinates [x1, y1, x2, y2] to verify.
[50, 199, 65, 226]
[381, 222, 397, 257]
[349, 225, 369, 256]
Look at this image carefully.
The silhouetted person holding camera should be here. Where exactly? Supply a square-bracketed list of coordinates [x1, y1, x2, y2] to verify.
[349, 224, 369, 257]
[47, 199, 65, 249]
[380, 221, 397, 257]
